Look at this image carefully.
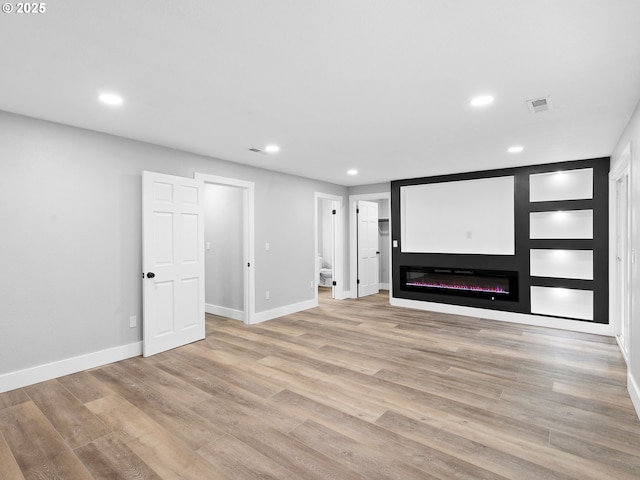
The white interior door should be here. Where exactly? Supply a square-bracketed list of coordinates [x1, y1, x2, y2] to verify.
[142, 171, 205, 357]
[616, 171, 631, 354]
[357, 200, 379, 297]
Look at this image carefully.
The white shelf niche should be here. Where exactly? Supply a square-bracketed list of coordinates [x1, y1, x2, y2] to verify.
[530, 249, 593, 280]
[529, 210, 593, 239]
[529, 168, 593, 202]
[530, 286, 593, 320]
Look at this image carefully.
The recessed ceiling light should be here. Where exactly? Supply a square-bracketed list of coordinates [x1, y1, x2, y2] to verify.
[470, 95, 494, 107]
[508, 145, 524, 153]
[264, 144, 280, 154]
[98, 93, 123, 106]
[347, 169, 358, 175]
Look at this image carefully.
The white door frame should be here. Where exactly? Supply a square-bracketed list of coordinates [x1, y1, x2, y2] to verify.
[314, 192, 345, 301]
[349, 192, 391, 299]
[195, 173, 255, 324]
[609, 144, 632, 362]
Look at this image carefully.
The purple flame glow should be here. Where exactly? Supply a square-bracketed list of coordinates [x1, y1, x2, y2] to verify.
[405, 280, 508, 294]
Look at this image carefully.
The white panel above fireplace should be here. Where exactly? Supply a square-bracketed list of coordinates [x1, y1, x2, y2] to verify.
[400, 176, 515, 255]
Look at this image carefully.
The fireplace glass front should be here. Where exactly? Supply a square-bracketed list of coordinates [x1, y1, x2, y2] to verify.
[400, 266, 518, 301]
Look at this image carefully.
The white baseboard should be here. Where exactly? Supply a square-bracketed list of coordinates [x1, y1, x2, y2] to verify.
[389, 298, 613, 336]
[629, 371, 640, 420]
[0, 342, 142, 394]
[615, 335, 631, 366]
[380, 283, 390, 290]
[251, 298, 317, 325]
[205, 303, 245, 321]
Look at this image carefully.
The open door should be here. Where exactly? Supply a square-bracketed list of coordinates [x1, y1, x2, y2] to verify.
[142, 171, 205, 356]
[357, 200, 379, 297]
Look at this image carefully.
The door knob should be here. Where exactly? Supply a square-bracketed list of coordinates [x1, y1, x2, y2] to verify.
[146, 272, 156, 279]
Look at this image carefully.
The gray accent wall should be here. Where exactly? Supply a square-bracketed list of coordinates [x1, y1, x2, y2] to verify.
[0, 110, 346, 376]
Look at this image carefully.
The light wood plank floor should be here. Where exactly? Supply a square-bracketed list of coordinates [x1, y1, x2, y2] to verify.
[1, 290, 640, 479]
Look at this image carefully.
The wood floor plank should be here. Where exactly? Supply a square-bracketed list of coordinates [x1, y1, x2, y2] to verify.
[196, 433, 300, 480]
[0, 431, 25, 480]
[86, 394, 226, 480]
[374, 365, 505, 401]
[214, 421, 370, 480]
[549, 429, 640, 477]
[270, 389, 508, 480]
[0, 389, 29, 411]
[499, 387, 640, 437]
[288, 418, 443, 480]
[88, 363, 226, 451]
[264, 354, 551, 448]
[376, 409, 578, 480]
[208, 328, 326, 369]
[0, 401, 93, 479]
[115, 355, 214, 407]
[75, 433, 163, 480]
[24, 379, 111, 449]
[159, 357, 306, 435]
[169, 343, 286, 399]
[553, 379, 638, 411]
[56, 370, 114, 404]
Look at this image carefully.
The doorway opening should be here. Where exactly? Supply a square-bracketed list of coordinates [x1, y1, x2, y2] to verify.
[349, 192, 391, 299]
[195, 173, 255, 325]
[315, 193, 344, 302]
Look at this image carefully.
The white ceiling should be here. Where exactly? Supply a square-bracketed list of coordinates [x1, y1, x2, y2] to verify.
[1, 1, 640, 186]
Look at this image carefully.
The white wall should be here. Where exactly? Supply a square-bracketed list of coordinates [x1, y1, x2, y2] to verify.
[610, 98, 640, 418]
[0, 110, 346, 386]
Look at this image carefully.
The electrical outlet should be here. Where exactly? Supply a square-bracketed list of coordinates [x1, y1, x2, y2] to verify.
[310, 280, 314, 288]
[265, 290, 270, 300]
[129, 315, 137, 328]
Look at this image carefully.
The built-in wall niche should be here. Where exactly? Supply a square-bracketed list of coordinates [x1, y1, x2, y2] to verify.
[529, 168, 593, 202]
[530, 249, 593, 280]
[530, 286, 593, 321]
[529, 210, 593, 239]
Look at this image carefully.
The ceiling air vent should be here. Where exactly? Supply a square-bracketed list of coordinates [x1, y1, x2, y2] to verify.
[526, 96, 553, 113]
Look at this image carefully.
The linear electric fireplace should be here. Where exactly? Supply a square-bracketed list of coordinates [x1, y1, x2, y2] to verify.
[400, 266, 519, 301]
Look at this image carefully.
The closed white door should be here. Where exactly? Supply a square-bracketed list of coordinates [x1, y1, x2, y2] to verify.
[357, 200, 379, 297]
[142, 171, 205, 357]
